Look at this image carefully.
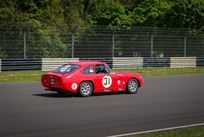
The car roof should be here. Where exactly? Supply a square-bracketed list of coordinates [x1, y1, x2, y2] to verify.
[68, 61, 106, 66]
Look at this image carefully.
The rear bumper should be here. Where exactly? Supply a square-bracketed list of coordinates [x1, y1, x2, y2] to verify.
[41, 74, 63, 89]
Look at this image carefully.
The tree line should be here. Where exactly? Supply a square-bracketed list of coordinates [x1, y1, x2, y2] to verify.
[0, 0, 204, 58]
[1, 0, 204, 31]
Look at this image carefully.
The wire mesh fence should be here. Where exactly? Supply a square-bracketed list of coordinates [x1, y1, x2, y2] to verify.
[0, 26, 204, 59]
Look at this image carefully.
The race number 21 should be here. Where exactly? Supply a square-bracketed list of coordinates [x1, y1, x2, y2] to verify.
[102, 75, 112, 88]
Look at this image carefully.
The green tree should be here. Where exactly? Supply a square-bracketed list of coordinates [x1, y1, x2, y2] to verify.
[163, 0, 204, 29]
[95, 0, 132, 26]
[130, 0, 172, 27]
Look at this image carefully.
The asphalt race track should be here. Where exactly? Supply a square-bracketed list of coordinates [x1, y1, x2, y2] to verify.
[0, 75, 204, 137]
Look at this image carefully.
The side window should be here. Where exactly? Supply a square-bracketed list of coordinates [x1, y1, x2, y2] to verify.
[96, 64, 107, 74]
[82, 65, 94, 74]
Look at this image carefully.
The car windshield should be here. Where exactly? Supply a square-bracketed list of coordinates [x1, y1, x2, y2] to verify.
[105, 64, 111, 74]
[53, 64, 80, 74]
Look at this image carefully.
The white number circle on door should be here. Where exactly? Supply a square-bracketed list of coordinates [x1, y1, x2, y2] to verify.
[102, 75, 112, 88]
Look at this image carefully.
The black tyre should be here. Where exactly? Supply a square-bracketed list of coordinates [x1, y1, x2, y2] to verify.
[126, 79, 139, 94]
[79, 81, 93, 97]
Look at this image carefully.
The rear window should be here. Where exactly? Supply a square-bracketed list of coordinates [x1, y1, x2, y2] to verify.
[53, 64, 80, 74]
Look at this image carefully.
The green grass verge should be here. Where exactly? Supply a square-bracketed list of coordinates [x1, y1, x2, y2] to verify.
[0, 67, 204, 83]
[130, 126, 204, 137]
[115, 67, 204, 76]
[0, 70, 46, 83]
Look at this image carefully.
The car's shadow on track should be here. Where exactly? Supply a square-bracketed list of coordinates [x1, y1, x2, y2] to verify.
[33, 93, 75, 98]
[92, 92, 128, 97]
[32, 92, 129, 98]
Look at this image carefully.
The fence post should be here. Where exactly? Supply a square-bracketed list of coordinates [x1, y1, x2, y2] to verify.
[112, 31, 115, 58]
[151, 35, 154, 57]
[23, 31, 26, 59]
[184, 36, 187, 57]
[71, 33, 74, 58]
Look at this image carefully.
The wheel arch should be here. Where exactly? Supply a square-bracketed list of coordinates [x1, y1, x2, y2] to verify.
[78, 80, 95, 91]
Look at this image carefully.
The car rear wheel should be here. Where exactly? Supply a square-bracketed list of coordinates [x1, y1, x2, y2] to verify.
[79, 81, 93, 97]
[127, 79, 139, 94]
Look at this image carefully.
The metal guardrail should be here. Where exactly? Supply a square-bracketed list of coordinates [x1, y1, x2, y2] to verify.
[113, 57, 143, 69]
[1, 59, 42, 71]
[170, 57, 196, 68]
[0, 57, 204, 72]
[143, 57, 170, 68]
[196, 57, 204, 67]
[0, 59, 1, 72]
[113, 57, 204, 69]
[42, 58, 79, 71]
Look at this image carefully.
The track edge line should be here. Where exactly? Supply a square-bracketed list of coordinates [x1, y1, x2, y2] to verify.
[107, 123, 204, 137]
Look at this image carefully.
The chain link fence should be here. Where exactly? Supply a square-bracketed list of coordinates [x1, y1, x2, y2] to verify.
[0, 26, 204, 59]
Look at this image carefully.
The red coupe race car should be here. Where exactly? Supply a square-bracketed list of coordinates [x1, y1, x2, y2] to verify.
[41, 61, 143, 97]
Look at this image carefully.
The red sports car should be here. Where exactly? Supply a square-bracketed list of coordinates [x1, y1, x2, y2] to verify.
[41, 61, 143, 97]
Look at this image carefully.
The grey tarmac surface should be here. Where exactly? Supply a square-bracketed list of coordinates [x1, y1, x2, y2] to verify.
[0, 75, 204, 137]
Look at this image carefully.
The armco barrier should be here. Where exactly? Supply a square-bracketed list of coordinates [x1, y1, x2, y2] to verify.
[113, 57, 204, 69]
[42, 58, 79, 71]
[1, 59, 42, 71]
[113, 57, 143, 69]
[0, 57, 204, 71]
[196, 57, 204, 66]
[0, 59, 1, 72]
[79, 57, 113, 68]
[170, 57, 196, 68]
[143, 57, 170, 68]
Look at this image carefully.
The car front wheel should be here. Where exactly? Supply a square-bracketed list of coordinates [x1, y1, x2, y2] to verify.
[79, 81, 93, 97]
[127, 79, 139, 94]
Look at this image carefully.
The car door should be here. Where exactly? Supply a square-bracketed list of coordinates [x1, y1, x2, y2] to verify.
[94, 64, 117, 92]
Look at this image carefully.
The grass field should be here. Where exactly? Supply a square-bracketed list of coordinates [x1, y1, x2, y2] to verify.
[130, 126, 204, 137]
[0, 70, 46, 83]
[115, 67, 204, 76]
[1, 67, 204, 83]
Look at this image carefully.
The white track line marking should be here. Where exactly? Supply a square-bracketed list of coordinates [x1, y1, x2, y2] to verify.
[107, 123, 204, 137]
